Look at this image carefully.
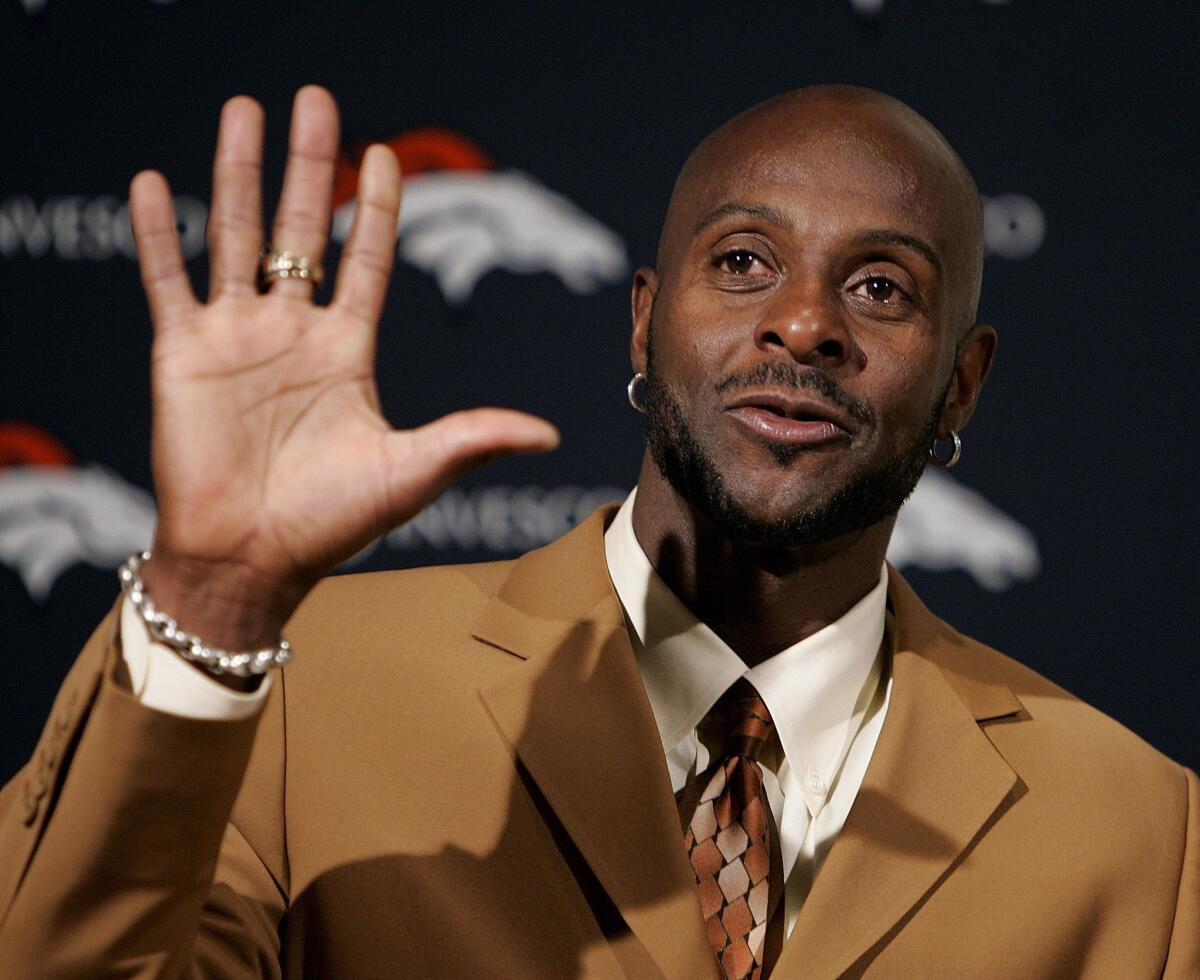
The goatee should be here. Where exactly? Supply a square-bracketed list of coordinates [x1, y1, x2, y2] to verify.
[643, 339, 944, 548]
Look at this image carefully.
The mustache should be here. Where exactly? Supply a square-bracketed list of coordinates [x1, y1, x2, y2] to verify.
[713, 361, 874, 427]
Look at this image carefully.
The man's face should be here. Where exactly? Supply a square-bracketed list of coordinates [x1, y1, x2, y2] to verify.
[635, 104, 984, 547]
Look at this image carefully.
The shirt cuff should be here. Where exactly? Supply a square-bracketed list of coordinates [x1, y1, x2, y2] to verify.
[120, 596, 271, 720]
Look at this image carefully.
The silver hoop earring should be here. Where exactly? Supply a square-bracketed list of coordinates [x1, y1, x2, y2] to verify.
[929, 431, 962, 468]
[627, 372, 648, 413]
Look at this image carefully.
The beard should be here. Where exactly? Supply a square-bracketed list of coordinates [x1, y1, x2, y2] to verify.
[643, 336, 946, 549]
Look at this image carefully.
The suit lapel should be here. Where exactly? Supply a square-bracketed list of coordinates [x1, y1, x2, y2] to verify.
[473, 514, 1028, 980]
[475, 508, 717, 979]
[776, 571, 1025, 979]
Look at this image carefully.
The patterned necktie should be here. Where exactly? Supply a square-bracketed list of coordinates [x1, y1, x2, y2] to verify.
[676, 680, 784, 980]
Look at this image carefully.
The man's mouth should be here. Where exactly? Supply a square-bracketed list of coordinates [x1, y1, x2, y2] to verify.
[722, 389, 855, 446]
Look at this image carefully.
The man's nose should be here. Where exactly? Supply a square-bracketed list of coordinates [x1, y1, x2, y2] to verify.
[752, 279, 859, 368]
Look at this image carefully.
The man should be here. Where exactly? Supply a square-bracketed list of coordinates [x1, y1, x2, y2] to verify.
[0, 84, 1194, 978]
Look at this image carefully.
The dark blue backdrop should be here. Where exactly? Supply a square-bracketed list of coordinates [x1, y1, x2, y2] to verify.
[1, 0, 1196, 779]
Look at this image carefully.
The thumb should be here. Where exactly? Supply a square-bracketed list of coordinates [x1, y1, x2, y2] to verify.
[384, 408, 560, 518]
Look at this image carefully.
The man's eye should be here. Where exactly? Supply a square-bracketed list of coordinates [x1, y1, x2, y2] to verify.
[718, 250, 761, 275]
[854, 275, 907, 304]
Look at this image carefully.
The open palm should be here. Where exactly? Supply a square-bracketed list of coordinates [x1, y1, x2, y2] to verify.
[130, 87, 558, 646]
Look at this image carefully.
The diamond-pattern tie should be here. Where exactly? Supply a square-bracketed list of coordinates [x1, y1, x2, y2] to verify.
[676, 681, 784, 980]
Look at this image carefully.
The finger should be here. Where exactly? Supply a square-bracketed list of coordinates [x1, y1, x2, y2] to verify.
[332, 144, 402, 326]
[386, 410, 560, 518]
[270, 85, 340, 299]
[207, 95, 264, 299]
[130, 170, 198, 332]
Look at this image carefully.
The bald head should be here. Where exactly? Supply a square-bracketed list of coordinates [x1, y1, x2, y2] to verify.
[658, 85, 984, 334]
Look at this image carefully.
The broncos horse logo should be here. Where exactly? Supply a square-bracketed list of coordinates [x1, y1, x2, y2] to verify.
[0, 424, 154, 600]
[330, 129, 629, 304]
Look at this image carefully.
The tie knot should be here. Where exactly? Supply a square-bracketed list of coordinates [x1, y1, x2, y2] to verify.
[719, 680, 774, 762]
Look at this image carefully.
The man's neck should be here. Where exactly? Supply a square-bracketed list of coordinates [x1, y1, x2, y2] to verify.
[630, 461, 893, 667]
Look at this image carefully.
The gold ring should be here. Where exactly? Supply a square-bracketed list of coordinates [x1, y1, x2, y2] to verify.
[258, 248, 324, 290]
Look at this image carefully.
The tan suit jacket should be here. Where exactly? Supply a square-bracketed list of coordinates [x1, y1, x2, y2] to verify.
[0, 507, 1195, 978]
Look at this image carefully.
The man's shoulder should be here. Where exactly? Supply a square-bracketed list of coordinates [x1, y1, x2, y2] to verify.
[290, 556, 517, 646]
[314, 556, 516, 605]
[267, 556, 536, 729]
[904, 594, 1190, 795]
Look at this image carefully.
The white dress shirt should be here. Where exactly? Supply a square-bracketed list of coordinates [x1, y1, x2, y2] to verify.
[603, 491, 891, 935]
[121, 493, 891, 933]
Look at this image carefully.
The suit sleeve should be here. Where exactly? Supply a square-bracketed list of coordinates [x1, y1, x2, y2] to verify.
[0, 601, 291, 978]
[1163, 767, 1199, 979]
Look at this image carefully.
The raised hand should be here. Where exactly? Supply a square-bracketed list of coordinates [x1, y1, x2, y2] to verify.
[129, 86, 559, 651]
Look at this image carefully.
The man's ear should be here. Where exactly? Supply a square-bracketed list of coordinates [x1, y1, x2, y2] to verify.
[939, 323, 997, 437]
[630, 267, 658, 374]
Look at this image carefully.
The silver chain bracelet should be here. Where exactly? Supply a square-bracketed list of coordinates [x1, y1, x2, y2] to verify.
[118, 551, 293, 678]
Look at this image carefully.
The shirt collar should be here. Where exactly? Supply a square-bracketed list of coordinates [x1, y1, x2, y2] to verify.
[603, 489, 887, 815]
